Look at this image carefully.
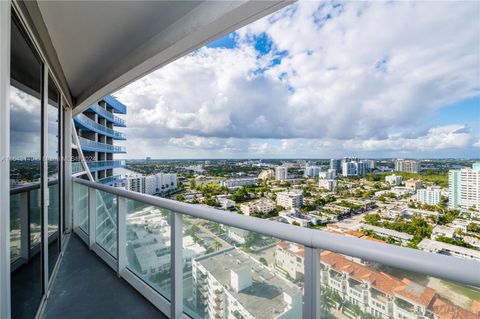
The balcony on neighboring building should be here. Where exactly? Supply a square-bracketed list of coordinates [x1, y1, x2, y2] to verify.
[78, 137, 126, 153]
[88, 103, 126, 127]
[74, 113, 126, 140]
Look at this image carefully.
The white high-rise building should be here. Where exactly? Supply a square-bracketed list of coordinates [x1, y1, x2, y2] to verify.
[126, 173, 177, 195]
[304, 165, 321, 178]
[319, 169, 336, 180]
[318, 179, 337, 191]
[342, 160, 366, 177]
[416, 186, 441, 205]
[449, 170, 462, 209]
[276, 191, 303, 209]
[275, 166, 288, 180]
[330, 159, 342, 174]
[395, 159, 419, 173]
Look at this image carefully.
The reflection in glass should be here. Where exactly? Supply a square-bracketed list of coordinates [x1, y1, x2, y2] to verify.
[10, 194, 22, 262]
[10, 13, 43, 318]
[125, 199, 171, 299]
[95, 190, 117, 257]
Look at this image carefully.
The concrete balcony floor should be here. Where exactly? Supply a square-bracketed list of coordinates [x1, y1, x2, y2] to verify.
[44, 234, 166, 319]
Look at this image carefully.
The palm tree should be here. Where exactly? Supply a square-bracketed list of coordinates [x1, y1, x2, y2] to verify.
[320, 294, 333, 313]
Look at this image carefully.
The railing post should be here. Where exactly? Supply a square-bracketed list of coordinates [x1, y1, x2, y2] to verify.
[117, 196, 126, 276]
[64, 106, 72, 233]
[303, 247, 320, 319]
[88, 187, 96, 248]
[170, 212, 183, 319]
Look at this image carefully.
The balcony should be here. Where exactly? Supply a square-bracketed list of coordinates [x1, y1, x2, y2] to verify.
[45, 178, 480, 319]
[104, 96, 127, 114]
[78, 137, 126, 153]
[72, 160, 126, 175]
[74, 113, 126, 140]
[97, 174, 126, 186]
[88, 104, 126, 127]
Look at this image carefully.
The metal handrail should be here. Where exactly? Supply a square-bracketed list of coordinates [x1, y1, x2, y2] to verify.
[74, 113, 126, 139]
[72, 177, 480, 287]
[78, 137, 126, 153]
[89, 104, 126, 126]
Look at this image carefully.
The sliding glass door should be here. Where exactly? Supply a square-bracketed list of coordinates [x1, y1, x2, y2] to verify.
[9, 12, 65, 319]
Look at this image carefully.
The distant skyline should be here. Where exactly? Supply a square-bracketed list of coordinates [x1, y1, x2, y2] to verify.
[111, 1, 479, 159]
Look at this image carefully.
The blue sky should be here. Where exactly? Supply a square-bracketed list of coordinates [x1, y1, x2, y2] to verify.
[115, 1, 480, 159]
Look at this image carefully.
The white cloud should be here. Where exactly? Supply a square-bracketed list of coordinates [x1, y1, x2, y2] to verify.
[115, 1, 479, 158]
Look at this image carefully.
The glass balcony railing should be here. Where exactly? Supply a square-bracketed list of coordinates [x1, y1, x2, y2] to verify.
[72, 161, 126, 175]
[78, 137, 126, 153]
[89, 104, 126, 127]
[10, 181, 60, 270]
[71, 177, 480, 319]
[74, 113, 126, 140]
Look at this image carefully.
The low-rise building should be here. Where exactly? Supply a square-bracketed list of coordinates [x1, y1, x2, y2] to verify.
[418, 239, 480, 262]
[278, 209, 318, 227]
[431, 225, 455, 239]
[276, 191, 303, 209]
[416, 186, 441, 205]
[192, 248, 302, 319]
[220, 177, 257, 189]
[240, 198, 275, 216]
[225, 227, 249, 244]
[359, 224, 413, 245]
[218, 197, 235, 210]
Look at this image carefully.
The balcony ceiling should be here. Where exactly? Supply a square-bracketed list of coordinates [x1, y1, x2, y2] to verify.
[17, 0, 291, 113]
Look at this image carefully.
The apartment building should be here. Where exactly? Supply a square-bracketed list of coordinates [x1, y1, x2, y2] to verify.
[276, 191, 304, 209]
[192, 249, 302, 319]
[416, 186, 442, 205]
[73, 95, 127, 185]
[449, 163, 480, 211]
[240, 198, 275, 216]
[304, 165, 321, 178]
[330, 159, 342, 174]
[449, 169, 462, 209]
[126, 173, 177, 195]
[394, 159, 419, 173]
[385, 174, 403, 186]
[275, 166, 288, 181]
[275, 242, 478, 319]
[220, 177, 257, 189]
[342, 158, 366, 177]
[319, 169, 336, 180]
[258, 169, 274, 180]
[405, 179, 423, 191]
[318, 178, 337, 191]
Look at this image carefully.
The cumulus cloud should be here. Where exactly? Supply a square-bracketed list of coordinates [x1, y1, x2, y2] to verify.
[114, 1, 479, 158]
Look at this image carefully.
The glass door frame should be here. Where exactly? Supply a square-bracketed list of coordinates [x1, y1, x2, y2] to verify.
[1, 4, 69, 318]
